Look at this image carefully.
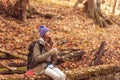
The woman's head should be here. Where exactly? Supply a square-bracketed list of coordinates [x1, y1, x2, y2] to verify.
[39, 25, 51, 39]
[39, 25, 53, 49]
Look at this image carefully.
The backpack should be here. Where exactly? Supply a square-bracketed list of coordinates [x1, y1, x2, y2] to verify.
[27, 40, 42, 70]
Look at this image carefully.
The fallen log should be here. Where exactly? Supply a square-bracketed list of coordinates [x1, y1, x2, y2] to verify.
[8, 62, 27, 67]
[55, 50, 85, 65]
[0, 62, 17, 71]
[59, 49, 83, 56]
[59, 50, 85, 61]
[66, 63, 120, 80]
[0, 52, 15, 59]
[7, 50, 84, 67]
[0, 63, 120, 80]
[0, 67, 26, 74]
[0, 48, 85, 71]
[0, 49, 85, 62]
[0, 49, 27, 61]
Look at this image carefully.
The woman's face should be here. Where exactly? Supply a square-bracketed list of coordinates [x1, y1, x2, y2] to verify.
[44, 31, 51, 38]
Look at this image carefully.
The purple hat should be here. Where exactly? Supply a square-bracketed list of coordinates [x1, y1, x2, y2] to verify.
[39, 25, 49, 38]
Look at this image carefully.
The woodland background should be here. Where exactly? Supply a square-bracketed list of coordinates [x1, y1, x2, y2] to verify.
[0, 0, 120, 79]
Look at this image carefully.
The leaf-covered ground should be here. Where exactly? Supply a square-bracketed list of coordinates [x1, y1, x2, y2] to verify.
[0, 0, 120, 79]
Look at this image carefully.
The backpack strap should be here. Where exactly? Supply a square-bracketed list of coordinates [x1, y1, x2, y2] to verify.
[36, 40, 43, 53]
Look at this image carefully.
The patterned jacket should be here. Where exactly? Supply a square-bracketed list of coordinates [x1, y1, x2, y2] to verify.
[30, 38, 58, 75]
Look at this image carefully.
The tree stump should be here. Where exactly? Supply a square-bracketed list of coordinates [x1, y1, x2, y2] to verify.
[90, 41, 106, 66]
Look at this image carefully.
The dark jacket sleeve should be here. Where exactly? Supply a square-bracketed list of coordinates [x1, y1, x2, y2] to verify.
[33, 43, 52, 63]
[51, 54, 58, 64]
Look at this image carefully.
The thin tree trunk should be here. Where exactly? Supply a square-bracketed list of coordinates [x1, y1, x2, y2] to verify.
[112, 0, 117, 14]
[22, 0, 29, 21]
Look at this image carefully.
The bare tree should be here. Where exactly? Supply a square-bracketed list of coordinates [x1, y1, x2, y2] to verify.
[73, 0, 112, 27]
[14, 0, 40, 21]
[84, 0, 112, 27]
[7, 0, 29, 21]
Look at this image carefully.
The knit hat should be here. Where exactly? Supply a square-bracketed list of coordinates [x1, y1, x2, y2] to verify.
[39, 25, 50, 38]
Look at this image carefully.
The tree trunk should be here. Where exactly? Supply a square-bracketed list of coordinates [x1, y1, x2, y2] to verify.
[84, 0, 112, 27]
[7, 0, 29, 21]
[22, 0, 29, 21]
[0, 1, 5, 14]
[112, 0, 117, 14]
[15, 0, 29, 21]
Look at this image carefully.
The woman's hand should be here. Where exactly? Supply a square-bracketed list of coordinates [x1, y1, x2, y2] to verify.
[49, 48, 58, 55]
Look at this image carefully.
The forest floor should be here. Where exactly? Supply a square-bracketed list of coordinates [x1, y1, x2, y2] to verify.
[0, 0, 120, 79]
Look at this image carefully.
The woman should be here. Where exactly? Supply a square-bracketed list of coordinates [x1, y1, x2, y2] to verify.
[30, 25, 66, 80]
